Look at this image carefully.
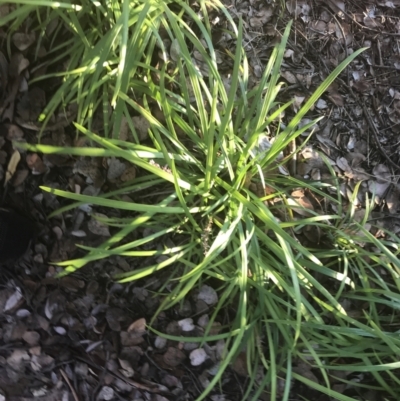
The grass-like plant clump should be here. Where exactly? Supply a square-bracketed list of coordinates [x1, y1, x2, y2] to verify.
[4, 1, 400, 400]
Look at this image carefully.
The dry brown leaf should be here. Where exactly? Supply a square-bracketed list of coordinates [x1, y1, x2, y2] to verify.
[352, 80, 370, 93]
[281, 70, 297, 84]
[336, 157, 352, 173]
[386, 185, 400, 214]
[346, 152, 366, 167]
[293, 95, 305, 112]
[17, 87, 46, 121]
[293, 362, 319, 384]
[310, 20, 327, 34]
[303, 224, 321, 244]
[12, 32, 36, 51]
[286, 0, 310, 19]
[26, 153, 47, 174]
[5, 123, 24, 141]
[60, 276, 85, 291]
[4, 149, 21, 187]
[327, 92, 344, 107]
[249, 17, 264, 28]
[345, 167, 370, 182]
[119, 359, 134, 377]
[231, 351, 248, 376]
[31, 354, 54, 372]
[369, 180, 390, 200]
[74, 157, 105, 187]
[373, 164, 391, 183]
[288, 191, 314, 216]
[127, 317, 146, 336]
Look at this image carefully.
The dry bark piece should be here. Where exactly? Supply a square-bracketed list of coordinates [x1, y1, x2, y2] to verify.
[231, 351, 248, 376]
[5, 123, 24, 141]
[22, 331, 40, 346]
[197, 314, 209, 328]
[190, 348, 208, 366]
[9, 53, 29, 79]
[336, 157, 352, 173]
[7, 349, 30, 370]
[54, 326, 66, 335]
[11, 169, 28, 187]
[281, 70, 297, 84]
[163, 347, 186, 367]
[71, 229, 86, 237]
[132, 115, 150, 140]
[4, 287, 24, 312]
[17, 87, 46, 121]
[178, 318, 195, 332]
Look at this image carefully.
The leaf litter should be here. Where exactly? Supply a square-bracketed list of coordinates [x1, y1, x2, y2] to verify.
[0, 0, 400, 400]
